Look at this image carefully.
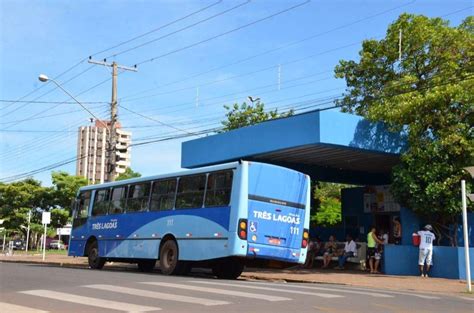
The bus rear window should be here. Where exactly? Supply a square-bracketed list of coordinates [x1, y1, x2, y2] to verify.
[205, 170, 233, 207]
[175, 175, 206, 209]
[92, 189, 111, 216]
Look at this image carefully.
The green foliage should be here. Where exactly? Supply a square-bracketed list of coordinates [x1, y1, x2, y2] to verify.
[50, 208, 69, 228]
[116, 167, 142, 181]
[221, 100, 293, 132]
[51, 171, 88, 213]
[334, 14, 473, 243]
[311, 182, 346, 226]
[0, 172, 80, 238]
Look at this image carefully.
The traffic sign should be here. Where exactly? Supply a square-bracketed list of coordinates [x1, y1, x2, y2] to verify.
[42, 212, 51, 225]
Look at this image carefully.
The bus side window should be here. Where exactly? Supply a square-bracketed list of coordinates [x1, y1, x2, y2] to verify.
[150, 179, 176, 211]
[75, 191, 91, 218]
[127, 183, 151, 213]
[92, 189, 111, 216]
[205, 170, 233, 207]
[110, 186, 127, 215]
[175, 175, 206, 209]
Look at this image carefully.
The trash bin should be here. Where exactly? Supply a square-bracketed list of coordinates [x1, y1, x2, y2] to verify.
[412, 233, 420, 246]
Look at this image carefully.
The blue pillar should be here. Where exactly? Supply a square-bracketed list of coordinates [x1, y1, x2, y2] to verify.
[400, 207, 420, 245]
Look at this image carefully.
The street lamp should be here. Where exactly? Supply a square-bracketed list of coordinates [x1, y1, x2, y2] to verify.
[38, 74, 109, 131]
[38, 73, 116, 181]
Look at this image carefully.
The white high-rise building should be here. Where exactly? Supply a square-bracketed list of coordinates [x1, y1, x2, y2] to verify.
[76, 120, 131, 184]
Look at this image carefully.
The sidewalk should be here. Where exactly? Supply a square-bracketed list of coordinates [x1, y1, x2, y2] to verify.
[1, 253, 472, 296]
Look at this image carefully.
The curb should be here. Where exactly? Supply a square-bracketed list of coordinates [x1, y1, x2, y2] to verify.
[0, 258, 88, 268]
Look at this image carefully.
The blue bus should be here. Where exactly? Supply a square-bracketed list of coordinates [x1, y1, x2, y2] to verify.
[69, 161, 310, 279]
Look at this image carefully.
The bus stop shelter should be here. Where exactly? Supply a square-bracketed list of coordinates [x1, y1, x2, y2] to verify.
[182, 109, 403, 185]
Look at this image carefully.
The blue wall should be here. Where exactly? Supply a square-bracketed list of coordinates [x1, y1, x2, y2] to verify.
[383, 245, 474, 279]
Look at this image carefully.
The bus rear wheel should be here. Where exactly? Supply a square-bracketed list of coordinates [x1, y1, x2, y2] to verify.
[159, 240, 187, 275]
[212, 258, 244, 279]
[137, 260, 156, 272]
[87, 241, 105, 270]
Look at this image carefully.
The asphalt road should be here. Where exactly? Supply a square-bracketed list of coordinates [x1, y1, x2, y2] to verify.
[0, 263, 472, 313]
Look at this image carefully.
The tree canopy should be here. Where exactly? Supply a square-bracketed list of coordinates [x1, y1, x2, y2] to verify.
[0, 172, 87, 245]
[116, 167, 142, 181]
[311, 182, 346, 226]
[335, 14, 473, 244]
[221, 100, 293, 131]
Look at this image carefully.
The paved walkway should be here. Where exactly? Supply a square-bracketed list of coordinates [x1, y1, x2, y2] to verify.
[1, 253, 472, 296]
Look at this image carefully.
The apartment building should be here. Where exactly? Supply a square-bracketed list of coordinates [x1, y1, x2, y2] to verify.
[76, 120, 131, 184]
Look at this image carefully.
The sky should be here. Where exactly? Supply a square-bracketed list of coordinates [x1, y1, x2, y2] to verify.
[0, 0, 472, 186]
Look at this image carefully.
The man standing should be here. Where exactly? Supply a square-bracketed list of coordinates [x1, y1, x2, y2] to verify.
[418, 224, 436, 277]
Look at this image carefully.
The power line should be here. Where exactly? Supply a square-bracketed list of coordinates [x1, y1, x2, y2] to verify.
[119, 104, 197, 135]
[120, 40, 363, 104]
[1, 77, 111, 129]
[1, 1, 225, 115]
[135, 0, 311, 65]
[1, 65, 95, 118]
[3, 72, 470, 182]
[0, 99, 108, 104]
[107, 0, 251, 59]
[0, 59, 87, 113]
[92, 0, 224, 58]
[120, 0, 418, 100]
[0, 104, 107, 125]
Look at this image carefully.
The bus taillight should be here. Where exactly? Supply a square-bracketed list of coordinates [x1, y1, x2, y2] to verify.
[238, 219, 247, 240]
[302, 228, 309, 248]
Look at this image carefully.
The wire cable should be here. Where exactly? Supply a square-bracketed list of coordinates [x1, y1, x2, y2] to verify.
[92, 0, 224, 58]
[107, 1, 251, 59]
[135, 0, 311, 65]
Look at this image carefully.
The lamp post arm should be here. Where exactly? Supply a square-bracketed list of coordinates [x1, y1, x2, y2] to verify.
[48, 79, 110, 131]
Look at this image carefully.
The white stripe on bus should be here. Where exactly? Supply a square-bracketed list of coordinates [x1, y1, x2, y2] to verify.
[140, 282, 291, 302]
[20, 290, 159, 312]
[231, 281, 393, 298]
[190, 280, 343, 299]
[0, 302, 49, 313]
[84, 284, 229, 306]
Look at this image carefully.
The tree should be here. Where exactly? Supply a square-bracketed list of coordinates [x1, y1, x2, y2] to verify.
[116, 167, 142, 181]
[311, 182, 347, 226]
[0, 179, 54, 247]
[334, 14, 473, 245]
[51, 171, 88, 214]
[221, 100, 293, 131]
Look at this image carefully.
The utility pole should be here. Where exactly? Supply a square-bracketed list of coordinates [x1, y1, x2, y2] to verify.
[88, 57, 137, 181]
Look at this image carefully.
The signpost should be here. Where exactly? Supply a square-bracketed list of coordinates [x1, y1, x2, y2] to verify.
[41, 212, 51, 261]
[26, 210, 31, 254]
[461, 166, 473, 293]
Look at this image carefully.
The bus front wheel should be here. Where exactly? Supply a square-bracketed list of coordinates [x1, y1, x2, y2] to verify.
[159, 240, 187, 275]
[87, 241, 105, 270]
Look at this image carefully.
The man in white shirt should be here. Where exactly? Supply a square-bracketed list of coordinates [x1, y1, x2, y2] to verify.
[335, 234, 357, 270]
[418, 224, 436, 277]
